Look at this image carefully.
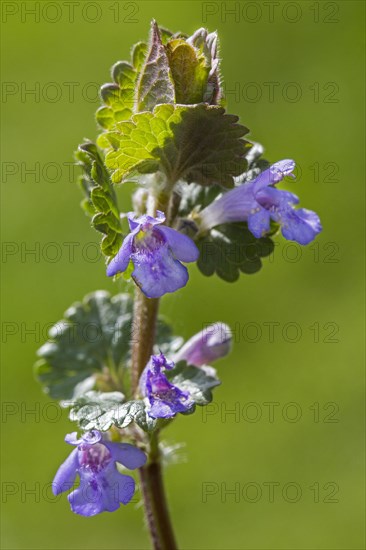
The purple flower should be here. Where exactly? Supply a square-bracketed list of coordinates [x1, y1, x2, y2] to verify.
[140, 353, 194, 419]
[174, 323, 232, 366]
[52, 430, 146, 516]
[107, 211, 199, 298]
[199, 160, 322, 245]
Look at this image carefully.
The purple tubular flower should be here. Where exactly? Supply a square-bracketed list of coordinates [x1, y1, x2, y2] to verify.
[173, 323, 232, 366]
[107, 211, 199, 298]
[199, 160, 322, 245]
[140, 353, 194, 419]
[52, 430, 146, 517]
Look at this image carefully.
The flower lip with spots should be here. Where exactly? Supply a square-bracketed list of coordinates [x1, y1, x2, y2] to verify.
[52, 430, 146, 517]
[139, 352, 194, 419]
[107, 211, 199, 298]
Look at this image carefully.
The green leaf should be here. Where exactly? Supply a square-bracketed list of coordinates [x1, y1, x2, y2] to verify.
[159, 26, 176, 44]
[96, 62, 137, 130]
[136, 20, 175, 112]
[167, 362, 221, 406]
[35, 292, 133, 400]
[105, 103, 250, 186]
[166, 39, 209, 104]
[67, 391, 125, 430]
[196, 222, 274, 281]
[76, 141, 123, 258]
[131, 41, 148, 72]
[68, 392, 157, 432]
[186, 28, 223, 105]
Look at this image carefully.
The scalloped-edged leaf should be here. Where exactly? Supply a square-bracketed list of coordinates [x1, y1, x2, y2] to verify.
[196, 222, 274, 281]
[35, 292, 133, 400]
[96, 62, 137, 130]
[67, 391, 125, 429]
[167, 361, 220, 405]
[131, 41, 148, 72]
[105, 103, 250, 187]
[76, 141, 123, 258]
[136, 20, 175, 112]
[68, 392, 157, 432]
[75, 143, 97, 216]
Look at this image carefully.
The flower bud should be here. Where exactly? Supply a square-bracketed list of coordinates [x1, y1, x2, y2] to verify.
[174, 323, 232, 366]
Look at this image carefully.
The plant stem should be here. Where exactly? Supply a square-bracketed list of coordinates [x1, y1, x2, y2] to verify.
[131, 180, 178, 549]
[131, 289, 178, 548]
[131, 288, 159, 395]
[139, 433, 178, 550]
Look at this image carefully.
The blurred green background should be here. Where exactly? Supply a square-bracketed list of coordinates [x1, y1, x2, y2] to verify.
[1, 1, 365, 549]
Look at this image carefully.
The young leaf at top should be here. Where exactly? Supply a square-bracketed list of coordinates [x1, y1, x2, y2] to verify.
[105, 103, 251, 187]
[136, 20, 175, 112]
[166, 38, 210, 104]
[186, 28, 223, 104]
[76, 141, 123, 259]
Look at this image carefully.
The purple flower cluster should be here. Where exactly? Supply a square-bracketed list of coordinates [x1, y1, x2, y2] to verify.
[53, 323, 231, 516]
[140, 323, 232, 419]
[106, 161, 321, 297]
[107, 211, 199, 298]
[52, 430, 146, 516]
[140, 352, 194, 418]
[199, 160, 322, 245]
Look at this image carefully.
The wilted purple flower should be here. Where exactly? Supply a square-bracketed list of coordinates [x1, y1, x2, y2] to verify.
[107, 211, 199, 298]
[198, 160, 322, 245]
[52, 430, 146, 516]
[140, 353, 194, 419]
[174, 322, 232, 366]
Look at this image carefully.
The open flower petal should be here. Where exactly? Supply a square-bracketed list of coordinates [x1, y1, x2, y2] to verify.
[280, 208, 322, 245]
[106, 233, 134, 276]
[105, 441, 147, 470]
[198, 159, 321, 245]
[247, 209, 271, 239]
[140, 353, 194, 418]
[132, 243, 189, 298]
[159, 225, 199, 262]
[107, 211, 197, 297]
[53, 431, 146, 516]
[52, 448, 79, 495]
